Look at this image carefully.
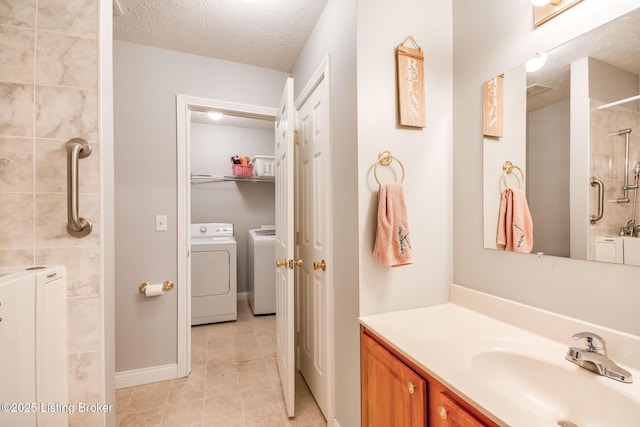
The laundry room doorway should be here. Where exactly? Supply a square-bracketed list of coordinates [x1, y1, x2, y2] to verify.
[176, 95, 278, 379]
[176, 60, 335, 423]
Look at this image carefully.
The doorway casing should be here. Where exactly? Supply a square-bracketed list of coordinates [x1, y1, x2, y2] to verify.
[176, 96, 277, 377]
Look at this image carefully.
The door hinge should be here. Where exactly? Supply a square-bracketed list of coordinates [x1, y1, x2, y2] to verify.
[296, 231, 300, 245]
[296, 331, 301, 346]
[294, 130, 301, 145]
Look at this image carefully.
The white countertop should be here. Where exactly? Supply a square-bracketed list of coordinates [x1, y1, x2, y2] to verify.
[359, 285, 640, 427]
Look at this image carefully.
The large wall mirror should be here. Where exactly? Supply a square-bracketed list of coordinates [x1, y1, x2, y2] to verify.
[483, 7, 640, 265]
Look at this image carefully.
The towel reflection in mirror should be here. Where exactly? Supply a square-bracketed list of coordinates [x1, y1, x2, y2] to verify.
[497, 188, 534, 253]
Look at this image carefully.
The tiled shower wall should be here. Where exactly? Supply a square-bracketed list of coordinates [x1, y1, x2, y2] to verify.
[0, 0, 104, 425]
[589, 99, 640, 259]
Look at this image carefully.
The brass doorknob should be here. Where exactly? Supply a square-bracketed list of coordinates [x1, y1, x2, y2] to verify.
[406, 381, 414, 394]
[293, 259, 303, 267]
[276, 259, 288, 268]
[313, 260, 327, 271]
[437, 405, 447, 420]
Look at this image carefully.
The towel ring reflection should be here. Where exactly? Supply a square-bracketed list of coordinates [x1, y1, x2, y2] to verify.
[374, 150, 405, 185]
[502, 161, 525, 190]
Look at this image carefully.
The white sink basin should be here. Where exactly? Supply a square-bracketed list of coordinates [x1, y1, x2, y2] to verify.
[467, 344, 639, 426]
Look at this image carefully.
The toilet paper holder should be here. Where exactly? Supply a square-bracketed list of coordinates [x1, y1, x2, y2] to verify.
[138, 280, 175, 294]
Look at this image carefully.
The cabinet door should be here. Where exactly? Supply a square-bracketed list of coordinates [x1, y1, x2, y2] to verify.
[361, 332, 427, 427]
[431, 390, 489, 427]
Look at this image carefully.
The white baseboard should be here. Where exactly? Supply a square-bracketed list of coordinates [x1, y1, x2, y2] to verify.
[115, 364, 177, 389]
[237, 291, 248, 301]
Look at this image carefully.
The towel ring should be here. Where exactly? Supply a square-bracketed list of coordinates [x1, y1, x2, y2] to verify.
[502, 161, 525, 189]
[374, 150, 405, 185]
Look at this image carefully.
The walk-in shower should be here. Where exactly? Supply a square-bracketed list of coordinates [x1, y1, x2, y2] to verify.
[609, 128, 634, 204]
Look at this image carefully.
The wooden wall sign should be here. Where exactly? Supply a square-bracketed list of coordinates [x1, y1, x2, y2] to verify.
[483, 75, 504, 137]
[396, 37, 426, 128]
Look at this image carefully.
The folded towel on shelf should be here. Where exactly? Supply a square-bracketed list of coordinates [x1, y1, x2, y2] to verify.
[373, 183, 414, 267]
[496, 188, 533, 253]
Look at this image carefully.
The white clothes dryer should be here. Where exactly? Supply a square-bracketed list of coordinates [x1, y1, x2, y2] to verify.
[191, 223, 237, 325]
[248, 226, 276, 315]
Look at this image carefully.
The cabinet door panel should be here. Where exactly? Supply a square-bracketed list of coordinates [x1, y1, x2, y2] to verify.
[361, 332, 426, 427]
[431, 391, 489, 427]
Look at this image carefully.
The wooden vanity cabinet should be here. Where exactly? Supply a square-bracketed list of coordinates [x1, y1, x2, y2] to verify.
[361, 326, 499, 427]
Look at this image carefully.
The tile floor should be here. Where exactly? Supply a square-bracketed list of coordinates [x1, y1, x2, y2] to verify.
[116, 300, 326, 427]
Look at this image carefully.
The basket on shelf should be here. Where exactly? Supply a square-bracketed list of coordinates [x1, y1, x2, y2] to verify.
[232, 164, 253, 177]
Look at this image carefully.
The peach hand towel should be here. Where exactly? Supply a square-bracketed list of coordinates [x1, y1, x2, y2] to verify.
[496, 188, 533, 253]
[373, 183, 414, 267]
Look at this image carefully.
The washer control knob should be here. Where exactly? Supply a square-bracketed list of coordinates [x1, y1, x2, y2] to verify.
[200, 226, 207, 233]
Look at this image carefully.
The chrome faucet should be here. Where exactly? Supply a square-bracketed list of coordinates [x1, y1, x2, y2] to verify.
[566, 332, 633, 383]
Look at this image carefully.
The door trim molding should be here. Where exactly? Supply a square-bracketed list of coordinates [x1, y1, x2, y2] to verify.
[176, 94, 277, 378]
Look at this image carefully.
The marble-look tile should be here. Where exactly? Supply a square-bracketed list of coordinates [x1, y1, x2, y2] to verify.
[67, 296, 101, 353]
[35, 139, 99, 193]
[0, 136, 34, 192]
[0, 27, 35, 83]
[36, 32, 97, 88]
[204, 371, 240, 396]
[69, 411, 104, 427]
[160, 398, 204, 427]
[125, 381, 171, 414]
[0, 0, 36, 27]
[202, 414, 246, 427]
[37, 0, 97, 38]
[116, 387, 133, 412]
[35, 192, 100, 247]
[68, 350, 102, 404]
[206, 336, 236, 363]
[35, 86, 98, 141]
[203, 392, 243, 420]
[240, 387, 280, 413]
[167, 379, 205, 403]
[257, 331, 276, 358]
[286, 396, 325, 426]
[0, 83, 34, 137]
[0, 193, 34, 248]
[36, 246, 100, 297]
[244, 404, 287, 427]
[234, 334, 264, 362]
[0, 248, 33, 266]
[118, 408, 164, 427]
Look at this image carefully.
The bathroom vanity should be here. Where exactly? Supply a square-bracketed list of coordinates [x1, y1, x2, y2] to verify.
[361, 325, 497, 426]
[360, 285, 640, 426]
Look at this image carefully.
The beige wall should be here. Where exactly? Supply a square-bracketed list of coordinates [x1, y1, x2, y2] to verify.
[453, 0, 640, 335]
[356, 0, 453, 317]
[0, 0, 106, 425]
[113, 41, 288, 373]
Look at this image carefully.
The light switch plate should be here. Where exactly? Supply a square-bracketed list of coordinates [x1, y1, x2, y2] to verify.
[155, 215, 167, 231]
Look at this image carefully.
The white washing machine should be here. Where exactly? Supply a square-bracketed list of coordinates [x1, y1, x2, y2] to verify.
[248, 226, 276, 315]
[191, 223, 237, 325]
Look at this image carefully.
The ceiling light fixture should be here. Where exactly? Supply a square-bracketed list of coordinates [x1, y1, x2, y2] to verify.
[525, 52, 547, 73]
[207, 111, 223, 120]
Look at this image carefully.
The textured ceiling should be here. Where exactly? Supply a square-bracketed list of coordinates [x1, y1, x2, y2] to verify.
[527, 8, 640, 111]
[113, 0, 328, 72]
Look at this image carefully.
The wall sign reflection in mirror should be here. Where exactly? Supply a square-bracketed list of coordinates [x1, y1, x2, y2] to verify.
[483, 7, 640, 265]
[483, 75, 504, 137]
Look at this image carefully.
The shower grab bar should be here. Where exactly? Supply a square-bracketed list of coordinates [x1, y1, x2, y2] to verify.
[590, 177, 604, 224]
[66, 138, 93, 238]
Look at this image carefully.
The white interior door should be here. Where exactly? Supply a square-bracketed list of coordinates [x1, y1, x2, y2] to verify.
[275, 77, 296, 418]
[296, 62, 332, 419]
